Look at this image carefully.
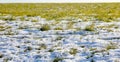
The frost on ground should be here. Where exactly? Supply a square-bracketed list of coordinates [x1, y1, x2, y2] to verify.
[0, 15, 120, 62]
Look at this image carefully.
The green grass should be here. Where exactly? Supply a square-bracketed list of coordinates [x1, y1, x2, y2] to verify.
[48, 49, 54, 52]
[84, 24, 95, 31]
[54, 27, 63, 30]
[37, 44, 47, 50]
[53, 57, 63, 62]
[69, 48, 78, 55]
[0, 26, 12, 31]
[105, 42, 118, 50]
[0, 3, 120, 21]
[40, 24, 50, 31]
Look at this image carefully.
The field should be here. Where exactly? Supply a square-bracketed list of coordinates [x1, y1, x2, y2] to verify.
[0, 3, 120, 21]
[0, 3, 120, 62]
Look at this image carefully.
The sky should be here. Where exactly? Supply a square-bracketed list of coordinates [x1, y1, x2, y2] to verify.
[0, 0, 120, 3]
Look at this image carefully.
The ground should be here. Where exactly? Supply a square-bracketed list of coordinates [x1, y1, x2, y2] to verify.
[0, 3, 120, 62]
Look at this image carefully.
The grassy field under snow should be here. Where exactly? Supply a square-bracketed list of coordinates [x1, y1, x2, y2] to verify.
[0, 3, 120, 62]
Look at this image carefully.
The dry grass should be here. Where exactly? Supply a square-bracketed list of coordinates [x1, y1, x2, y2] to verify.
[0, 3, 120, 21]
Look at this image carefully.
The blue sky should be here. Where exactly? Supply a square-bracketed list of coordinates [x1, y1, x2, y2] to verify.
[0, 0, 119, 3]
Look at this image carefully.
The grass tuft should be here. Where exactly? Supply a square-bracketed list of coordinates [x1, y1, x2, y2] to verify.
[40, 24, 50, 31]
[84, 24, 95, 31]
[69, 48, 78, 55]
[53, 57, 63, 62]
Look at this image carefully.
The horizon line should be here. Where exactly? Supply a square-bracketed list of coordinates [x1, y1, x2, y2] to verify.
[0, 2, 120, 3]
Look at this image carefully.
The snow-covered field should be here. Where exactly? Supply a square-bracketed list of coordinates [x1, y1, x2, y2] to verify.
[0, 15, 120, 62]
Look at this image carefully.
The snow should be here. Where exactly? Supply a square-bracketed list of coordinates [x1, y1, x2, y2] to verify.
[0, 15, 120, 62]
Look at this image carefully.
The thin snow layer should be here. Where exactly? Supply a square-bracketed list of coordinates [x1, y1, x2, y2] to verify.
[0, 16, 120, 62]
